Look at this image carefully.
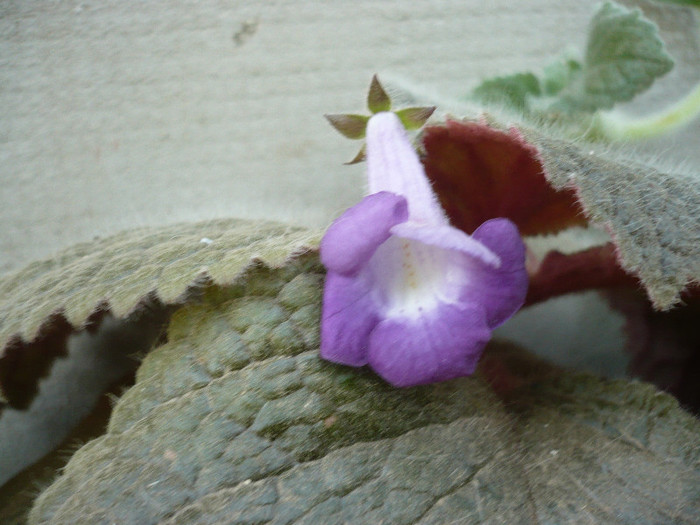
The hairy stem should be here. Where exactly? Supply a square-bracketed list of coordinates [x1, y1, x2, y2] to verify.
[595, 80, 700, 141]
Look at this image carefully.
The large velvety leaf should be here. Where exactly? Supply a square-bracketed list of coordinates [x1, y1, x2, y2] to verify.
[29, 255, 700, 524]
[0, 219, 320, 408]
[421, 119, 700, 310]
[654, 0, 700, 6]
[532, 133, 700, 310]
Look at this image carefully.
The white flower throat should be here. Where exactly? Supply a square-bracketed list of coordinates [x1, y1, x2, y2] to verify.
[370, 237, 465, 319]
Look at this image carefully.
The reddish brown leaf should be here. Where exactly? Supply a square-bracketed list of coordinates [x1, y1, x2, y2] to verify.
[0, 314, 73, 410]
[522, 239, 700, 413]
[525, 243, 638, 307]
[478, 350, 527, 398]
[0, 305, 111, 410]
[608, 289, 700, 414]
[422, 120, 587, 235]
[478, 341, 558, 401]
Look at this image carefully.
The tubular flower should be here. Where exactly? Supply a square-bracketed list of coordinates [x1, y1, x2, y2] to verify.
[320, 112, 528, 387]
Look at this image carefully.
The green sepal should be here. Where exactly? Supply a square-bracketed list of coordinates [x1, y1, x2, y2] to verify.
[367, 74, 392, 113]
[326, 75, 433, 164]
[324, 114, 369, 140]
[395, 106, 437, 130]
[344, 144, 366, 165]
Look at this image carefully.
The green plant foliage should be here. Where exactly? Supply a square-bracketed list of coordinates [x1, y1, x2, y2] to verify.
[28, 256, 700, 524]
[561, 1, 674, 111]
[421, 116, 700, 311]
[367, 74, 392, 113]
[529, 130, 700, 310]
[472, 72, 541, 112]
[652, 0, 700, 7]
[541, 56, 582, 96]
[469, 1, 674, 116]
[0, 219, 320, 351]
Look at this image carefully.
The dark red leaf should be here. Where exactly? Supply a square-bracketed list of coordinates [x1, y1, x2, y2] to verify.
[478, 341, 557, 401]
[523, 241, 700, 413]
[525, 243, 638, 307]
[422, 120, 587, 235]
[608, 288, 700, 415]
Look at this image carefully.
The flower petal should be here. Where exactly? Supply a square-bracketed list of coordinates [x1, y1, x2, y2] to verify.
[366, 112, 447, 224]
[320, 191, 408, 276]
[368, 302, 491, 387]
[390, 221, 501, 268]
[462, 218, 528, 328]
[320, 272, 380, 366]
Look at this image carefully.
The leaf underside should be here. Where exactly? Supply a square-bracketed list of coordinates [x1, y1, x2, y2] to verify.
[422, 120, 587, 236]
[29, 257, 700, 524]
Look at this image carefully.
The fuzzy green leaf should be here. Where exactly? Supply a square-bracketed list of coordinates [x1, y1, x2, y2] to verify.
[529, 130, 700, 309]
[420, 114, 700, 310]
[468, 2, 673, 116]
[559, 1, 674, 111]
[28, 257, 700, 524]
[471, 72, 541, 112]
[541, 56, 582, 96]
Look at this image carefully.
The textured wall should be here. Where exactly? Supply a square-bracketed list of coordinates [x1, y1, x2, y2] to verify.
[4, 0, 697, 275]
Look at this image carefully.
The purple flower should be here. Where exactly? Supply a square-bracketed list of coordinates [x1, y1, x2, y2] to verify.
[320, 112, 528, 387]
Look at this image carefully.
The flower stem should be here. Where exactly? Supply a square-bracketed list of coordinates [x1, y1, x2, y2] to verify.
[595, 80, 700, 141]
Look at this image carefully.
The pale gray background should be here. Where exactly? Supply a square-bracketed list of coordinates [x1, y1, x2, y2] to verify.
[1, 0, 698, 486]
[2, 0, 698, 274]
